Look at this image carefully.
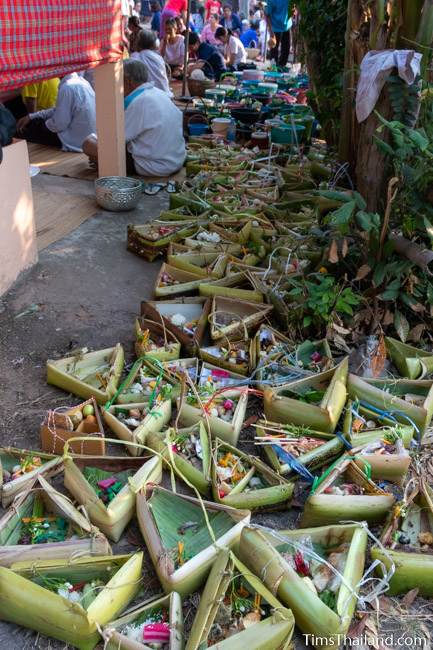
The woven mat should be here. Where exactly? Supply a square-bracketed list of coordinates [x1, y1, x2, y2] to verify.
[28, 142, 97, 180]
[33, 189, 97, 250]
[27, 141, 186, 184]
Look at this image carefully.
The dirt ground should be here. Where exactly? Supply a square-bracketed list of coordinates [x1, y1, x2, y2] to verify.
[0, 174, 432, 648]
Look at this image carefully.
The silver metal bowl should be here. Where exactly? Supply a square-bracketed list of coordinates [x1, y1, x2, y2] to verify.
[95, 176, 142, 211]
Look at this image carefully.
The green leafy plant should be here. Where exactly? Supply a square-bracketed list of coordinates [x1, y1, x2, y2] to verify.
[287, 273, 361, 330]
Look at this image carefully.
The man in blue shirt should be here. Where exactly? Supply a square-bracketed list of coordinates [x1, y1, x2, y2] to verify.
[188, 32, 227, 80]
[240, 21, 259, 47]
[265, 0, 292, 67]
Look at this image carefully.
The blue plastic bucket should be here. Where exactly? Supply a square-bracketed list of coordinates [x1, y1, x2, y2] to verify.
[188, 123, 209, 136]
[271, 124, 305, 145]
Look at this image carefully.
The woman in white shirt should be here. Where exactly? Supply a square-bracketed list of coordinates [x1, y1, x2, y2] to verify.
[132, 29, 173, 96]
[160, 18, 185, 77]
[214, 26, 247, 67]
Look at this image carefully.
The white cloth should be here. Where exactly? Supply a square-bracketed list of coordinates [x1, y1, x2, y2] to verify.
[125, 82, 186, 176]
[164, 35, 185, 66]
[31, 73, 96, 152]
[132, 50, 173, 96]
[225, 34, 247, 65]
[356, 49, 422, 123]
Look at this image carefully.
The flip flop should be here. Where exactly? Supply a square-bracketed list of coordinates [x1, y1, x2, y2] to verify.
[166, 180, 177, 193]
[143, 182, 166, 195]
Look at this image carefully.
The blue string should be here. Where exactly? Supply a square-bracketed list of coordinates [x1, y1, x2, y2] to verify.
[271, 445, 315, 482]
[334, 430, 352, 450]
[358, 400, 421, 444]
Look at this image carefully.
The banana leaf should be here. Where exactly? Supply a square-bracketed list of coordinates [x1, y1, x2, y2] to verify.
[385, 336, 433, 379]
[0, 553, 143, 650]
[141, 298, 211, 355]
[0, 447, 63, 507]
[114, 358, 175, 405]
[209, 296, 273, 341]
[104, 591, 183, 650]
[155, 263, 210, 298]
[342, 400, 414, 448]
[199, 273, 265, 303]
[209, 221, 252, 245]
[238, 523, 367, 646]
[103, 401, 172, 456]
[186, 549, 295, 650]
[47, 344, 124, 405]
[211, 438, 294, 510]
[371, 479, 433, 596]
[0, 474, 111, 566]
[64, 452, 162, 541]
[254, 330, 334, 389]
[40, 397, 106, 456]
[255, 420, 344, 477]
[137, 485, 250, 595]
[350, 442, 410, 484]
[177, 389, 248, 446]
[301, 457, 395, 527]
[134, 318, 181, 361]
[144, 356, 199, 388]
[127, 221, 197, 262]
[183, 230, 243, 255]
[200, 338, 254, 376]
[347, 374, 433, 437]
[167, 249, 228, 278]
[264, 359, 349, 434]
[145, 423, 211, 494]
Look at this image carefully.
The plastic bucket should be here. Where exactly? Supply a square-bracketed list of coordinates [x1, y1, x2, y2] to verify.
[271, 124, 305, 145]
[188, 123, 209, 136]
[211, 117, 232, 137]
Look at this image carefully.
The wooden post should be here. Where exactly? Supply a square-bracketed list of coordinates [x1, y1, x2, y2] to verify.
[181, 0, 192, 97]
[94, 61, 126, 177]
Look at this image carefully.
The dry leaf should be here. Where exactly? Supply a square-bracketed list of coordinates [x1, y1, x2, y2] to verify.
[342, 238, 349, 257]
[401, 587, 419, 609]
[370, 336, 386, 378]
[347, 613, 368, 638]
[332, 333, 351, 353]
[328, 239, 339, 264]
[409, 302, 425, 313]
[332, 322, 351, 335]
[382, 309, 394, 326]
[407, 324, 425, 342]
[355, 264, 371, 281]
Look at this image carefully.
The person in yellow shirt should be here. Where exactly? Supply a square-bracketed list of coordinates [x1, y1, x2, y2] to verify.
[21, 78, 60, 113]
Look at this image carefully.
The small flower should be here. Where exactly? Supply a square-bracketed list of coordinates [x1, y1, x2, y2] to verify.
[319, 266, 327, 274]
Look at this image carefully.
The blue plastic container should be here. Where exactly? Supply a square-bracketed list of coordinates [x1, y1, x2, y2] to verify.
[188, 123, 209, 136]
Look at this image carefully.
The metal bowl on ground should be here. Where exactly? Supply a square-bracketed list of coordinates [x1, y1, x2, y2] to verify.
[95, 176, 142, 211]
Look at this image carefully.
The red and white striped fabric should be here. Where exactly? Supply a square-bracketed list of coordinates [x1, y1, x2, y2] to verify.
[0, 0, 124, 91]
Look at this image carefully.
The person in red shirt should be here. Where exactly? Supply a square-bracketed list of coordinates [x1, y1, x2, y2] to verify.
[205, 0, 221, 21]
[160, 0, 187, 37]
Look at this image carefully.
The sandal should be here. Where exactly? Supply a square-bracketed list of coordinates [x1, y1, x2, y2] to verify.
[143, 182, 166, 195]
[166, 180, 177, 193]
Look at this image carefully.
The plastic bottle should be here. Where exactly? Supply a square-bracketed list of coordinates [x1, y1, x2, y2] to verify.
[227, 119, 236, 143]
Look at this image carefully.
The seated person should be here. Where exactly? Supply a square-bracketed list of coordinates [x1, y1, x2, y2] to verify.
[21, 78, 60, 113]
[83, 59, 185, 177]
[240, 21, 260, 47]
[128, 15, 143, 52]
[200, 13, 220, 45]
[215, 26, 247, 67]
[161, 18, 185, 78]
[16, 73, 96, 152]
[188, 31, 226, 80]
[132, 29, 173, 95]
[219, 5, 242, 35]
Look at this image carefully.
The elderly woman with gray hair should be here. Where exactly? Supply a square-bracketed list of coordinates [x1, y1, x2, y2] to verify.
[83, 59, 185, 177]
[131, 29, 173, 96]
